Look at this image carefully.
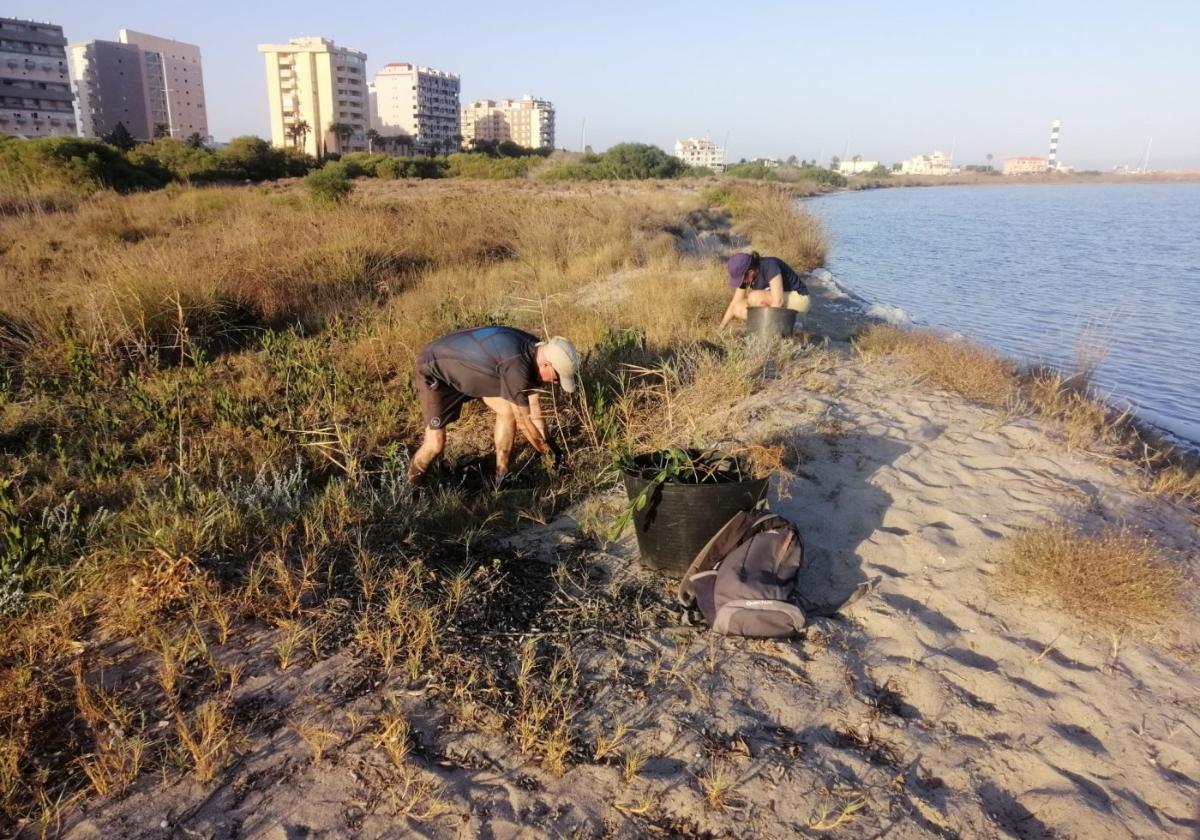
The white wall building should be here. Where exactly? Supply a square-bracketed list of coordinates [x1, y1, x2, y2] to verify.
[461, 95, 555, 149]
[899, 150, 952, 176]
[835, 158, 880, 175]
[673, 137, 724, 170]
[371, 62, 460, 152]
[0, 17, 77, 137]
[258, 36, 369, 157]
[117, 29, 207, 140]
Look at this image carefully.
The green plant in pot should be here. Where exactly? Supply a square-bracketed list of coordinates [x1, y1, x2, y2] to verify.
[612, 448, 770, 577]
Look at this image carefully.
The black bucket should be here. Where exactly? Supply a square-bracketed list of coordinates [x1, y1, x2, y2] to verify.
[621, 451, 768, 577]
[745, 306, 797, 340]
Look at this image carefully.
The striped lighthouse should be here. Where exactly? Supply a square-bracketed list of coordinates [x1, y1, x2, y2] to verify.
[1048, 120, 1061, 172]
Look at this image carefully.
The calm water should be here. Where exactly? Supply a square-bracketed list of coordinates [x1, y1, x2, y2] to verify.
[810, 183, 1200, 444]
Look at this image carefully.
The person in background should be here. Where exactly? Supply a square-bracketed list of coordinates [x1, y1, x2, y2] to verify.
[408, 326, 580, 484]
[719, 251, 810, 328]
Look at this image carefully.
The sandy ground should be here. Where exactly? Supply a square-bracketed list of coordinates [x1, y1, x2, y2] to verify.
[60, 273, 1199, 840]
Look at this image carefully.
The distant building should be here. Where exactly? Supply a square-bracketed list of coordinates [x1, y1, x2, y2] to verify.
[0, 17, 77, 137]
[900, 150, 952, 175]
[461, 95, 554, 150]
[836, 158, 880, 175]
[70, 39, 153, 140]
[71, 29, 207, 142]
[118, 30, 207, 140]
[1002, 156, 1048, 175]
[372, 62, 460, 153]
[258, 37, 369, 157]
[504, 97, 553, 149]
[673, 137, 724, 170]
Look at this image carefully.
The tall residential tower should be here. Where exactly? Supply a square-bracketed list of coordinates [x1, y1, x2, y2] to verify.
[0, 17, 76, 137]
[371, 62, 460, 153]
[71, 29, 207, 141]
[118, 29, 207, 140]
[461, 96, 554, 150]
[258, 37, 369, 157]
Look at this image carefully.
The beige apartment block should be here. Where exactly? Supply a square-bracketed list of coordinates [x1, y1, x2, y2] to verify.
[673, 137, 724, 170]
[0, 17, 77, 137]
[118, 29, 207, 140]
[258, 37, 368, 157]
[900, 150, 952, 175]
[461, 96, 554, 150]
[371, 62, 460, 152]
[1002, 156, 1048, 175]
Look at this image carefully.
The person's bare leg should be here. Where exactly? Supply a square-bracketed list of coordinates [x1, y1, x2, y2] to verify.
[409, 427, 446, 480]
[482, 396, 516, 480]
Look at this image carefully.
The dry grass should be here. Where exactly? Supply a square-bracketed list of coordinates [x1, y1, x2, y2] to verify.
[696, 760, 744, 811]
[175, 701, 233, 784]
[854, 324, 1016, 406]
[995, 524, 1186, 632]
[0, 176, 836, 827]
[706, 182, 828, 271]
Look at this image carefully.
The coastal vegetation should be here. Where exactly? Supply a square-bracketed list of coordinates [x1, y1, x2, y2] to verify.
[996, 524, 1185, 632]
[0, 178, 828, 832]
[0, 167, 1194, 836]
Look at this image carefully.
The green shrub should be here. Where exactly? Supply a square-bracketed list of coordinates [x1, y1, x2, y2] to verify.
[375, 156, 447, 179]
[791, 165, 846, 187]
[445, 153, 538, 179]
[304, 162, 354, 203]
[339, 152, 394, 177]
[723, 162, 779, 180]
[214, 136, 299, 181]
[127, 137, 224, 183]
[0, 135, 165, 196]
[540, 143, 688, 181]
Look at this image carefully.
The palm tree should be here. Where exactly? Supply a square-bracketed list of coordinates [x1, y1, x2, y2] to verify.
[287, 120, 310, 153]
[328, 122, 355, 155]
[986, 152, 994, 171]
[366, 129, 380, 153]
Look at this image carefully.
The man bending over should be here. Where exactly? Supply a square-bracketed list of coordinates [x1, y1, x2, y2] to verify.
[408, 326, 580, 483]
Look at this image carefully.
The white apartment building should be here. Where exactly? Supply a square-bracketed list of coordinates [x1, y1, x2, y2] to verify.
[461, 96, 555, 149]
[0, 17, 77, 138]
[900, 150, 952, 176]
[673, 137, 724, 170]
[258, 37, 369, 157]
[118, 29, 207, 140]
[371, 62, 460, 152]
[835, 158, 880, 175]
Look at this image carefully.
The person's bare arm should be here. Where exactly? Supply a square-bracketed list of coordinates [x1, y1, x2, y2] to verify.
[767, 275, 785, 307]
[510, 400, 550, 454]
[527, 392, 548, 439]
[720, 288, 747, 327]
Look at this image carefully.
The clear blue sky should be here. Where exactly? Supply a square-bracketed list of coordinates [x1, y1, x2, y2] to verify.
[26, 0, 1200, 168]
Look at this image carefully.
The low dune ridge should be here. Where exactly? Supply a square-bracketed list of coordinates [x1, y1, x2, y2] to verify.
[64, 253, 1199, 840]
[1, 180, 1195, 839]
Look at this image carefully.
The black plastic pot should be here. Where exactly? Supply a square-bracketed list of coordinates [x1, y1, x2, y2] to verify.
[621, 451, 768, 577]
[746, 305, 798, 340]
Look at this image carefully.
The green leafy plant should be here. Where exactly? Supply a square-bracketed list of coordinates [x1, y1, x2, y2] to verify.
[607, 449, 750, 540]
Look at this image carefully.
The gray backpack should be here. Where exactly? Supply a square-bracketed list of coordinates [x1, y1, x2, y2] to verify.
[678, 510, 807, 638]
